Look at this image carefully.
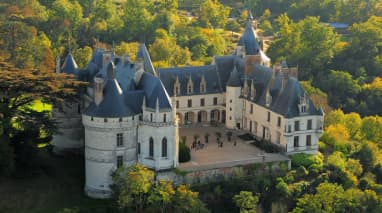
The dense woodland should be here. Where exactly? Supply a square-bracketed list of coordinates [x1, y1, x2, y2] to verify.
[1, 0, 382, 212]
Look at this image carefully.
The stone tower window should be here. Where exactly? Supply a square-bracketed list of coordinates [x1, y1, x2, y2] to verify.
[149, 137, 154, 158]
[117, 155, 123, 168]
[162, 138, 167, 157]
[117, 133, 123, 147]
[163, 114, 167, 122]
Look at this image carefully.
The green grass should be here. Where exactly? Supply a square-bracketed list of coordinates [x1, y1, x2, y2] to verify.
[0, 150, 112, 213]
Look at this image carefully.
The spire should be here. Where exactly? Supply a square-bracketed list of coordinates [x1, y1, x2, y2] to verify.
[61, 53, 78, 75]
[227, 66, 241, 87]
[247, 8, 254, 21]
[238, 9, 260, 55]
[136, 43, 157, 77]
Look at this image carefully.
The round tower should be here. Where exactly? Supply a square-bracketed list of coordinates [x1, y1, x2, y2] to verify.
[52, 53, 84, 154]
[225, 66, 243, 129]
[83, 62, 137, 198]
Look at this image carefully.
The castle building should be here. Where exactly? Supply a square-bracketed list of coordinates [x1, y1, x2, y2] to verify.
[53, 13, 323, 198]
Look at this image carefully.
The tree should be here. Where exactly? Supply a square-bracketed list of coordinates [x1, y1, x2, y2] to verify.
[199, 0, 231, 29]
[0, 61, 85, 172]
[73, 46, 92, 69]
[179, 142, 190, 162]
[360, 77, 382, 116]
[360, 116, 382, 143]
[112, 164, 154, 211]
[353, 143, 377, 172]
[233, 191, 259, 213]
[147, 180, 175, 213]
[122, 0, 154, 41]
[173, 184, 209, 213]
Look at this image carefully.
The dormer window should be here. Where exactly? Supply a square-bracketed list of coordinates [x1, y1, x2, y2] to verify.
[200, 75, 206, 93]
[187, 75, 193, 94]
[188, 86, 192, 94]
[174, 76, 180, 96]
[250, 80, 255, 99]
[298, 93, 309, 114]
[266, 91, 272, 107]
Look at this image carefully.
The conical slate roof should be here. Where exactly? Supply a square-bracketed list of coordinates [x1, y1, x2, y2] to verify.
[85, 62, 133, 117]
[238, 19, 261, 55]
[137, 43, 157, 77]
[227, 66, 241, 87]
[61, 53, 78, 75]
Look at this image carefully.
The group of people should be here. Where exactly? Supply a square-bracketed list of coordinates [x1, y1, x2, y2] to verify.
[191, 140, 205, 150]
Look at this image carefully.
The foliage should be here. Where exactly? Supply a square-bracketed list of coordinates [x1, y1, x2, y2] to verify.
[0, 137, 15, 176]
[290, 153, 323, 170]
[179, 141, 191, 162]
[199, 0, 231, 29]
[233, 191, 259, 213]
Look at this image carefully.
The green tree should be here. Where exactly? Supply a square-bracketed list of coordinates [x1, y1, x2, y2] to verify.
[360, 116, 382, 143]
[173, 184, 209, 213]
[112, 164, 154, 211]
[233, 191, 259, 213]
[199, 0, 231, 29]
[122, 0, 154, 41]
[147, 180, 175, 213]
[73, 46, 92, 69]
[353, 143, 377, 172]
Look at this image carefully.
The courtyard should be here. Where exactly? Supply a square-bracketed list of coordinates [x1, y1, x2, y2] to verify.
[178, 125, 290, 172]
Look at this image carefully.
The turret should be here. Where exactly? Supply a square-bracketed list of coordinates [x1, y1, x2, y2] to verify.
[225, 66, 244, 129]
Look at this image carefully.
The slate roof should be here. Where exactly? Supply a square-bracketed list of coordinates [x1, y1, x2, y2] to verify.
[243, 65, 323, 118]
[158, 65, 222, 97]
[238, 19, 261, 55]
[136, 72, 172, 109]
[137, 44, 157, 77]
[61, 53, 78, 75]
[226, 66, 241, 87]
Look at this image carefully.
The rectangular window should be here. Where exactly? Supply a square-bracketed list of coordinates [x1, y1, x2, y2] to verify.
[307, 119, 312, 130]
[163, 114, 166, 122]
[254, 122, 258, 134]
[294, 120, 300, 131]
[250, 104, 253, 114]
[176, 100, 179, 108]
[294, 136, 299, 147]
[306, 135, 312, 146]
[277, 132, 281, 144]
[277, 117, 281, 127]
[200, 98, 205, 106]
[267, 111, 271, 122]
[213, 97, 218, 105]
[188, 99, 192, 107]
[137, 143, 141, 154]
[117, 133, 123, 147]
[149, 138, 154, 158]
[117, 155, 123, 168]
[162, 139, 167, 157]
[288, 125, 291, 133]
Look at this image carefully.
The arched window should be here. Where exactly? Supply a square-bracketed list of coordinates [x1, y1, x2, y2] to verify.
[162, 138, 167, 157]
[149, 137, 154, 158]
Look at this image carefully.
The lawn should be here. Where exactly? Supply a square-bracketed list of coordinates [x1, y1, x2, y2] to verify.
[0, 150, 112, 213]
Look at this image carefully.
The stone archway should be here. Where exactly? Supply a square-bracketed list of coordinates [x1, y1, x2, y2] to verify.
[197, 111, 208, 123]
[185, 111, 195, 124]
[210, 109, 220, 122]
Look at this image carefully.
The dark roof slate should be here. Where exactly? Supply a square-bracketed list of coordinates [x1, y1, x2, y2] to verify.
[137, 44, 157, 77]
[238, 20, 261, 55]
[61, 53, 78, 75]
[226, 66, 241, 87]
[137, 72, 172, 109]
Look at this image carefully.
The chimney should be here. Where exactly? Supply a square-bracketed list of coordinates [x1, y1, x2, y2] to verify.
[94, 77, 104, 106]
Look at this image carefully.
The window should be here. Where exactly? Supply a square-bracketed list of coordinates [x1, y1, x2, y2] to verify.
[267, 111, 271, 122]
[137, 143, 141, 154]
[213, 97, 218, 105]
[229, 116, 232, 120]
[163, 114, 167, 122]
[176, 100, 179, 108]
[119, 117, 123, 122]
[117, 133, 123, 147]
[91, 117, 94, 121]
[277, 132, 281, 144]
[104, 118, 108, 122]
[294, 136, 299, 147]
[139, 115, 142, 120]
[175, 86, 179, 95]
[230, 99, 232, 103]
[150, 113, 153, 122]
[188, 99, 192, 107]
[188, 86, 192, 94]
[307, 119, 312, 130]
[149, 137, 154, 158]
[200, 98, 205, 106]
[294, 120, 300, 131]
[277, 117, 281, 127]
[162, 138, 167, 157]
[254, 122, 258, 134]
[201, 84, 205, 93]
[77, 104, 81, 114]
[288, 125, 291, 133]
[306, 135, 311, 146]
[117, 155, 123, 168]
[250, 104, 253, 114]
[230, 107, 232, 111]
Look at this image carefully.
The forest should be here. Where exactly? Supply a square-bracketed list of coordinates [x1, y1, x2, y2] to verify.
[0, 0, 382, 212]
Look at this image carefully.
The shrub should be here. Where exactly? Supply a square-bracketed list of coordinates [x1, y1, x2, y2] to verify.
[179, 142, 191, 162]
[290, 153, 323, 169]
